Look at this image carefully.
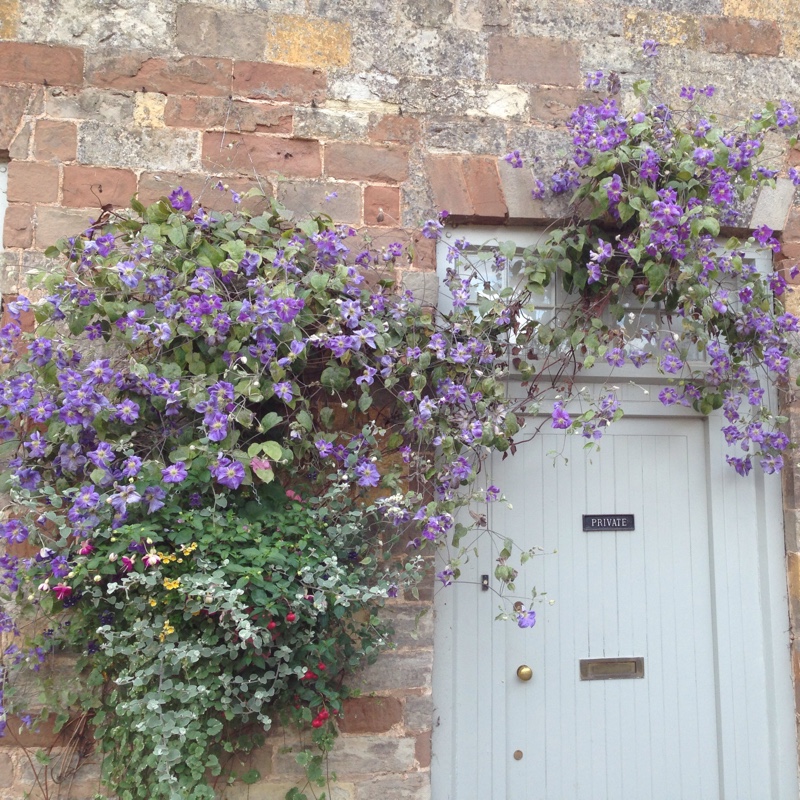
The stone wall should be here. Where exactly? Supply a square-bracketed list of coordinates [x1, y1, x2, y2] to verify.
[2, 0, 800, 797]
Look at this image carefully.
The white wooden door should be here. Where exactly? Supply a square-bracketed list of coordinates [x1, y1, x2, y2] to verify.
[432, 412, 797, 800]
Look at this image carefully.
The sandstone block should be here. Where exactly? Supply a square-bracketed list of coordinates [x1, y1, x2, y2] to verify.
[354, 650, 432, 692]
[415, 731, 431, 768]
[232, 61, 326, 104]
[137, 172, 270, 215]
[33, 120, 77, 162]
[338, 697, 403, 734]
[364, 185, 400, 227]
[400, 271, 439, 308]
[487, 35, 581, 86]
[403, 693, 433, 732]
[7, 162, 58, 205]
[354, 773, 430, 800]
[277, 180, 362, 223]
[530, 86, 595, 124]
[86, 52, 232, 97]
[0, 42, 83, 87]
[274, 735, 415, 776]
[45, 87, 135, 125]
[79, 121, 201, 172]
[63, 166, 137, 208]
[293, 107, 369, 142]
[381, 603, 433, 649]
[0, 86, 34, 150]
[703, 16, 781, 56]
[264, 15, 351, 69]
[203, 132, 320, 178]
[176, 5, 269, 61]
[325, 143, 408, 183]
[3, 203, 33, 249]
[35, 207, 93, 248]
[369, 115, 422, 145]
[164, 97, 292, 134]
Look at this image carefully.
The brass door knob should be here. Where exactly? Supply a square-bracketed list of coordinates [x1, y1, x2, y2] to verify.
[516, 664, 533, 681]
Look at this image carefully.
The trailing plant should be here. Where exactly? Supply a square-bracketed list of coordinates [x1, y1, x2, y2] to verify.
[0, 39, 798, 800]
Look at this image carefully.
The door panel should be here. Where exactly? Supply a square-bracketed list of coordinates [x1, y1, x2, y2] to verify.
[434, 418, 722, 799]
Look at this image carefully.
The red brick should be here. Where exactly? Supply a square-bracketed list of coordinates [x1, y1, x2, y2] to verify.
[338, 697, 403, 734]
[369, 114, 422, 144]
[783, 204, 800, 241]
[426, 155, 472, 218]
[164, 96, 292, 133]
[364, 185, 400, 226]
[0, 86, 36, 150]
[325, 143, 408, 183]
[462, 157, 507, 222]
[703, 16, 781, 57]
[35, 206, 94, 248]
[3, 204, 34, 249]
[530, 86, 595, 124]
[137, 171, 271, 214]
[488, 35, 582, 86]
[63, 165, 137, 208]
[0, 42, 84, 87]
[87, 53, 232, 96]
[415, 731, 431, 768]
[7, 161, 59, 204]
[33, 119, 77, 162]
[202, 132, 321, 178]
[232, 61, 326, 104]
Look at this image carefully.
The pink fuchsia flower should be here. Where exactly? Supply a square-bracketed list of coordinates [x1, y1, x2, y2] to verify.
[143, 550, 161, 568]
[286, 489, 302, 502]
[53, 583, 72, 601]
[78, 541, 94, 556]
[121, 555, 136, 572]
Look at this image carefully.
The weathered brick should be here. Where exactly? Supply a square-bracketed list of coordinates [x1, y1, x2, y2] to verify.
[7, 162, 59, 205]
[277, 180, 362, 223]
[203, 132, 321, 178]
[487, 36, 581, 87]
[364, 185, 400, 226]
[264, 15, 351, 69]
[0, 715, 60, 748]
[176, 5, 269, 61]
[164, 97, 292, 134]
[79, 121, 200, 172]
[354, 773, 429, 800]
[0, 86, 34, 150]
[232, 61, 326, 104]
[63, 166, 137, 208]
[338, 697, 403, 734]
[702, 16, 781, 56]
[462, 156, 507, 222]
[530, 86, 595, 124]
[325, 143, 408, 183]
[8, 120, 31, 160]
[400, 270, 439, 307]
[137, 172, 270, 214]
[369, 114, 422, 145]
[33, 119, 77, 162]
[427, 155, 472, 218]
[3, 203, 33, 249]
[86, 52, 232, 97]
[34, 206, 93, 248]
[415, 731, 431, 768]
[0, 42, 83, 87]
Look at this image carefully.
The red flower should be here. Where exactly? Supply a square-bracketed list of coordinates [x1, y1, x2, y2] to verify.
[53, 583, 72, 601]
[302, 670, 318, 681]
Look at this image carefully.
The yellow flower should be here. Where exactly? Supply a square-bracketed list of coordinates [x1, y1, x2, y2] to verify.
[149, 598, 157, 607]
[163, 578, 181, 591]
[159, 620, 175, 642]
